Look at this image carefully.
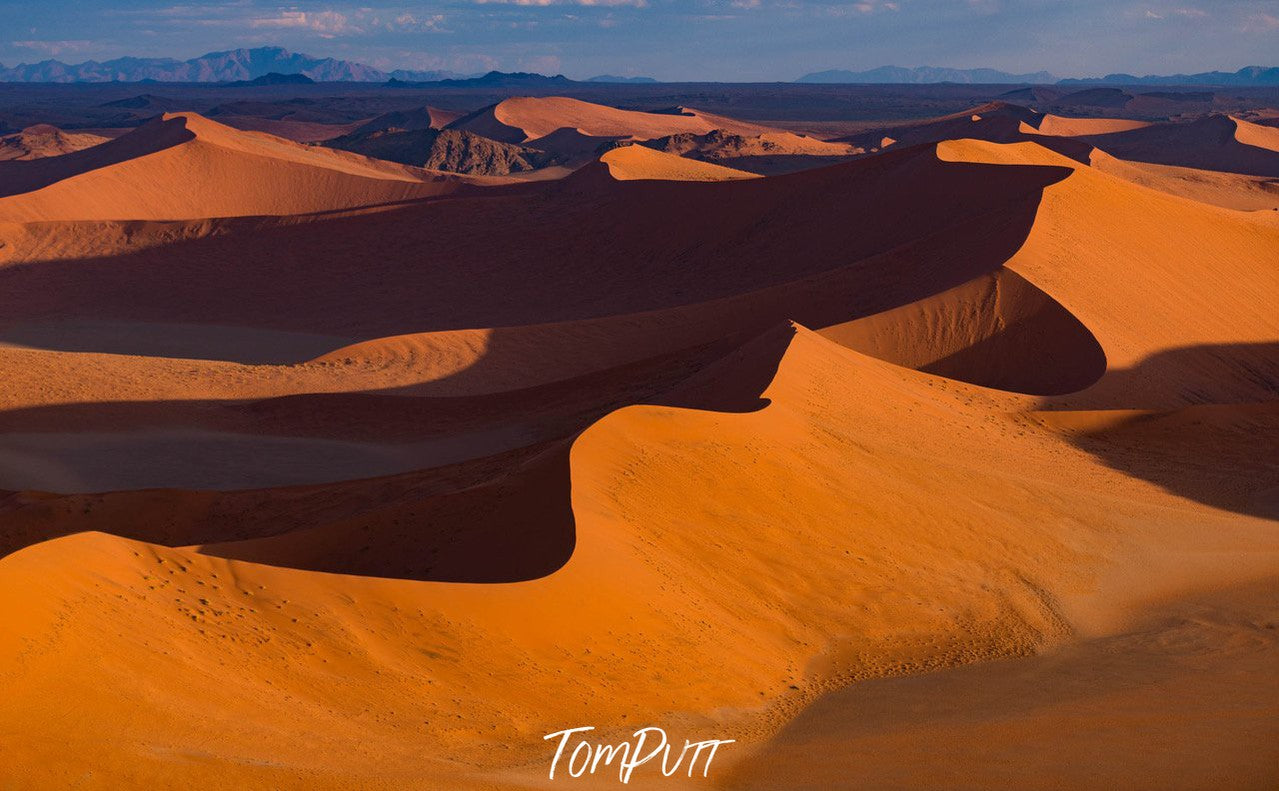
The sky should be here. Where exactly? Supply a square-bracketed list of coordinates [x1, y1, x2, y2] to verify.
[1, 0, 1276, 81]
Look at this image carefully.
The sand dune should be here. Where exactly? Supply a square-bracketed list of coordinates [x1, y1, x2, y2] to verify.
[1086, 149, 1279, 211]
[212, 115, 366, 143]
[349, 105, 463, 136]
[638, 129, 862, 175]
[0, 124, 109, 161]
[2, 323, 1275, 788]
[0, 92, 1276, 791]
[1061, 114, 1279, 177]
[599, 144, 760, 181]
[820, 267, 1106, 395]
[448, 96, 781, 155]
[836, 101, 1049, 149]
[935, 139, 1279, 407]
[0, 113, 496, 221]
[726, 581, 1279, 790]
[1027, 114, 1152, 137]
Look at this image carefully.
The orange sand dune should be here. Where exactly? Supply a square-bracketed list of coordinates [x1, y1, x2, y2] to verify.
[0, 113, 501, 221]
[726, 581, 1279, 791]
[0, 141, 1064, 332]
[1026, 113, 1152, 137]
[0, 126, 1276, 789]
[1062, 114, 1279, 177]
[933, 139, 1278, 408]
[599, 145, 760, 181]
[640, 129, 862, 175]
[0, 124, 109, 161]
[0, 138, 1273, 406]
[349, 105, 463, 135]
[212, 114, 367, 143]
[448, 95, 780, 151]
[837, 101, 1047, 148]
[1086, 149, 1279, 211]
[1, 324, 1276, 789]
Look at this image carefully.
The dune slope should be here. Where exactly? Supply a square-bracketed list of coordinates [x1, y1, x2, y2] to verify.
[0, 123, 1275, 791]
[0, 113, 492, 221]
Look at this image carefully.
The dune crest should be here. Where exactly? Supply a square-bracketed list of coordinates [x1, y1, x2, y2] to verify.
[3, 320, 1276, 788]
[0, 113, 499, 221]
[0, 77, 1276, 790]
[599, 144, 760, 181]
[450, 95, 781, 149]
[0, 124, 109, 161]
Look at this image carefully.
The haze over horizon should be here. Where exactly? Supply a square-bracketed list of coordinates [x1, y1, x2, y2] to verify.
[1, 0, 1276, 82]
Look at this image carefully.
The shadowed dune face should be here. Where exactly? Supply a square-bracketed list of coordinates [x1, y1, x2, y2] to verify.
[452, 95, 779, 148]
[834, 102, 1095, 165]
[598, 144, 760, 181]
[0, 115, 196, 197]
[0, 124, 110, 161]
[1068, 114, 1279, 177]
[195, 325, 794, 580]
[722, 581, 1279, 791]
[202, 443, 581, 583]
[0, 107, 1277, 790]
[0, 113, 492, 222]
[0, 326, 793, 577]
[1033, 342, 1279, 520]
[0, 144, 1070, 336]
[0, 318, 354, 364]
[820, 268, 1106, 395]
[1085, 149, 1279, 211]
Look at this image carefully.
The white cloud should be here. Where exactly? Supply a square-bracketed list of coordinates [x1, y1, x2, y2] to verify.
[475, 0, 649, 6]
[852, 0, 898, 14]
[249, 10, 362, 36]
[390, 12, 449, 32]
[10, 40, 95, 56]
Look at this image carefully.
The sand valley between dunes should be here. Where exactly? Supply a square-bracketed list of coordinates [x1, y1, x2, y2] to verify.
[0, 91, 1275, 790]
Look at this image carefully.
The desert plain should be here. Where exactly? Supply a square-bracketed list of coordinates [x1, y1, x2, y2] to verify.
[0, 78, 1276, 789]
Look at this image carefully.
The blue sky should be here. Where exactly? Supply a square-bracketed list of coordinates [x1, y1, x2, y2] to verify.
[2, 0, 1276, 81]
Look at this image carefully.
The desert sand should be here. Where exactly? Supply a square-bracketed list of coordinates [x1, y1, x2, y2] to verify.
[0, 113, 505, 221]
[0, 124, 109, 160]
[598, 145, 760, 181]
[0, 92, 1275, 790]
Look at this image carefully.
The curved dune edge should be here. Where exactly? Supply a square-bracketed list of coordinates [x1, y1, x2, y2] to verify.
[1053, 114, 1279, 178]
[724, 581, 1279, 790]
[474, 95, 780, 143]
[2, 324, 1277, 789]
[820, 267, 1106, 395]
[1086, 149, 1279, 211]
[599, 145, 761, 181]
[1026, 114, 1152, 137]
[938, 137, 1279, 408]
[0, 124, 111, 161]
[0, 131, 1276, 787]
[0, 113, 504, 222]
[1231, 114, 1279, 153]
[0, 137, 1274, 493]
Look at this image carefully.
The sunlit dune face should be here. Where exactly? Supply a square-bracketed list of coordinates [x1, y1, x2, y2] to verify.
[0, 89, 1276, 791]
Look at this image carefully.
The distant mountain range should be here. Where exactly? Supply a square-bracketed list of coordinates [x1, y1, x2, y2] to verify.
[797, 66, 1056, 84]
[2, 47, 1275, 87]
[1057, 66, 1279, 86]
[586, 75, 658, 84]
[799, 65, 1279, 86]
[0, 46, 468, 83]
[387, 71, 575, 89]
